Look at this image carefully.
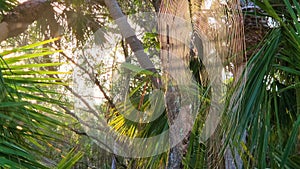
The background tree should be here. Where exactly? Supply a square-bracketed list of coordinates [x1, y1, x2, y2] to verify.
[1, 0, 299, 168]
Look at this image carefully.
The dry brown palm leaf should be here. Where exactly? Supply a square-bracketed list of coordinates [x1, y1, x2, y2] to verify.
[158, 0, 245, 168]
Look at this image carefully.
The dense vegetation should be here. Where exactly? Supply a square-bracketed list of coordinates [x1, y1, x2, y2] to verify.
[0, 0, 299, 168]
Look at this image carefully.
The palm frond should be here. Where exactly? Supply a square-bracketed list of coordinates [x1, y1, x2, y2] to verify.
[56, 148, 83, 169]
[0, 0, 18, 14]
[0, 39, 78, 168]
[222, 0, 300, 168]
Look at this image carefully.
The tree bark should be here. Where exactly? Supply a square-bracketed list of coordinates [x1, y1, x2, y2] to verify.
[159, 1, 193, 168]
[150, 0, 162, 12]
[103, 0, 161, 88]
[0, 0, 52, 42]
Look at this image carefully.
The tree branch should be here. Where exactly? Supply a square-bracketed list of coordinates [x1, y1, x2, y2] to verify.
[103, 0, 161, 88]
[58, 50, 116, 109]
[0, 0, 51, 42]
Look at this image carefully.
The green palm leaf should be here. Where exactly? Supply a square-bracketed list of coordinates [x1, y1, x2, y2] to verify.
[0, 39, 81, 168]
[222, 1, 300, 168]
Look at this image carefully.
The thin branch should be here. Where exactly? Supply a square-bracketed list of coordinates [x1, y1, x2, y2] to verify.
[103, 0, 162, 89]
[58, 50, 116, 109]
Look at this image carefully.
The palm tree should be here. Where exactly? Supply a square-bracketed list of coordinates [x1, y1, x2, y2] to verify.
[222, 0, 300, 168]
[2, 0, 299, 168]
[0, 39, 83, 168]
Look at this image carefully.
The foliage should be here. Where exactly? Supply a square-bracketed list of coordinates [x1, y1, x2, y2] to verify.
[222, 0, 300, 168]
[0, 0, 17, 15]
[56, 148, 83, 169]
[0, 39, 82, 168]
[1, 0, 300, 168]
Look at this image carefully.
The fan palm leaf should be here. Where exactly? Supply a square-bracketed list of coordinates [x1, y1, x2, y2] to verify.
[0, 38, 82, 168]
[222, 0, 300, 168]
